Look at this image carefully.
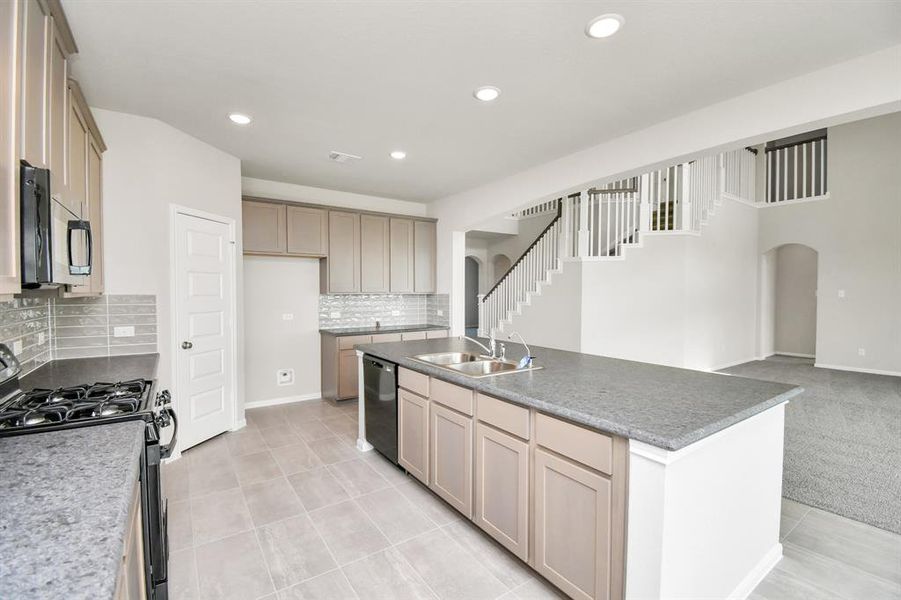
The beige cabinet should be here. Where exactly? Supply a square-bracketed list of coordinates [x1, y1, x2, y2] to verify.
[533, 448, 612, 600]
[326, 210, 361, 293]
[321, 334, 368, 400]
[337, 349, 359, 399]
[401, 331, 427, 341]
[19, 0, 48, 169]
[426, 330, 448, 339]
[287, 205, 328, 256]
[360, 214, 389, 293]
[67, 84, 88, 217]
[475, 422, 530, 560]
[413, 220, 436, 293]
[429, 401, 473, 518]
[0, 0, 20, 296]
[114, 483, 147, 600]
[398, 388, 429, 484]
[87, 138, 104, 294]
[47, 18, 69, 209]
[243, 200, 287, 254]
[389, 218, 414, 293]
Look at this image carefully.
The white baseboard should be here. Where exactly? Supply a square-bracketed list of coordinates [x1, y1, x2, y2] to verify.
[244, 392, 322, 410]
[728, 543, 783, 599]
[773, 351, 816, 359]
[230, 418, 247, 431]
[709, 356, 760, 371]
[814, 363, 901, 377]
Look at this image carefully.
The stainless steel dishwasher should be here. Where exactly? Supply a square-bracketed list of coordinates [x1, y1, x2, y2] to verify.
[363, 355, 398, 463]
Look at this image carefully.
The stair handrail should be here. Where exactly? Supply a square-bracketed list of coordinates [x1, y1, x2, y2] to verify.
[482, 201, 563, 303]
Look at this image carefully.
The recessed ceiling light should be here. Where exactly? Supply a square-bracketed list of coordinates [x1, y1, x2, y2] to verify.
[473, 86, 501, 102]
[390, 151, 407, 160]
[228, 113, 252, 125]
[585, 14, 624, 38]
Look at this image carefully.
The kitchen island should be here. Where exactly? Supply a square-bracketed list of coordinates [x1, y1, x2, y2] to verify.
[355, 337, 802, 600]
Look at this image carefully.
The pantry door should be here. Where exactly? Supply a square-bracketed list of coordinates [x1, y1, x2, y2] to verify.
[173, 208, 237, 451]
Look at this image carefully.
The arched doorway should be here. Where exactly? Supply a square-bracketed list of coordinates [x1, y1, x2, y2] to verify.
[759, 243, 818, 359]
[465, 256, 481, 335]
[491, 253, 512, 286]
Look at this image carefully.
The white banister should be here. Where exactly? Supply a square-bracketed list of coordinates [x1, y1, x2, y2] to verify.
[640, 173, 651, 233]
[680, 162, 692, 231]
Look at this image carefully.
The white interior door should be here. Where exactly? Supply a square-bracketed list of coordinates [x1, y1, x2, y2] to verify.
[174, 210, 235, 451]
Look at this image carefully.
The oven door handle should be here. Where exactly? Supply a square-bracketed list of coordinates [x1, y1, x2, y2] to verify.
[160, 407, 178, 459]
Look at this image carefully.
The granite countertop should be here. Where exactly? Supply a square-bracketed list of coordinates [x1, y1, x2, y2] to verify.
[0, 421, 146, 599]
[20, 353, 160, 391]
[320, 324, 450, 336]
[356, 338, 802, 451]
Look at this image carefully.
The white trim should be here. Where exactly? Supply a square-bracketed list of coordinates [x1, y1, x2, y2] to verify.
[759, 192, 830, 208]
[708, 355, 762, 371]
[169, 204, 240, 453]
[721, 192, 758, 208]
[773, 351, 815, 359]
[230, 418, 247, 431]
[814, 362, 901, 377]
[629, 401, 792, 466]
[244, 393, 321, 410]
[727, 543, 783, 600]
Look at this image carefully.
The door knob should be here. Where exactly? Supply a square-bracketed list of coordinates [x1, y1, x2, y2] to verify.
[181, 341, 193, 349]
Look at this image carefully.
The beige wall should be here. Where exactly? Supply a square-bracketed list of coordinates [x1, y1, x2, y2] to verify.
[244, 256, 321, 404]
[94, 109, 245, 422]
[774, 244, 818, 356]
[759, 111, 901, 373]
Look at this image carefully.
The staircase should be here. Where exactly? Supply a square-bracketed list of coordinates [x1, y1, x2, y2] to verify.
[478, 148, 757, 336]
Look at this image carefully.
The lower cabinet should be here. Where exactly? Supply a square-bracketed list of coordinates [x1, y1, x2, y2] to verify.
[429, 402, 473, 518]
[533, 448, 612, 600]
[115, 483, 147, 600]
[398, 388, 429, 484]
[337, 349, 359, 399]
[474, 422, 530, 561]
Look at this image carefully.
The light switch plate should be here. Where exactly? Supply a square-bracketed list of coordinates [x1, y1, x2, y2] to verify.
[437, 309, 444, 316]
[282, 313, 294, 321]
[391, 310, 401, 316]
[12, 340, 22, 355]
[38, 332, 45, 345]
[330, 311, 341, 319]
[114, 326, 135, 338]
[838, 289, 846, 298]
[277, 368, 294, 386]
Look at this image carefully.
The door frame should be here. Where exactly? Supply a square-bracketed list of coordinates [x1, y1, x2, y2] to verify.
[168, 204, 240, 459]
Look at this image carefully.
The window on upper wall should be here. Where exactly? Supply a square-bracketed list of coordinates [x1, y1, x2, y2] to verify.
[765, 129, 828, 203]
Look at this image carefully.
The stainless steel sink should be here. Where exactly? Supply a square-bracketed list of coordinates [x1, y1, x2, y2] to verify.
[412, 353, 542, 378]
[413, 352, 484, 366]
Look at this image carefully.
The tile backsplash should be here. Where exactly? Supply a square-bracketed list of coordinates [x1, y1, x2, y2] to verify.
[320, 294, 449, 330]
[0, 294, 158, 375]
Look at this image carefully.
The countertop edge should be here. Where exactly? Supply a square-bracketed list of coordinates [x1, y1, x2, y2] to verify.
[357, 345, 802, 452]
[320, 325, 450, 336]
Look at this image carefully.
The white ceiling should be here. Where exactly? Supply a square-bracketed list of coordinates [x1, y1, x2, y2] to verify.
[62, 1, 901, 203]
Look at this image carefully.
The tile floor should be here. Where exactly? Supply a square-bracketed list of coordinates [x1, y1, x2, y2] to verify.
[164, 400, 901, 600]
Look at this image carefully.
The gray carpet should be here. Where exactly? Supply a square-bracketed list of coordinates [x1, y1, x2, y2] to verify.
[721, 355, 901, 533]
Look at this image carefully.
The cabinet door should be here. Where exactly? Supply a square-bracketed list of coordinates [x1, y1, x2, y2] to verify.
[360, 214, 389, 292]
[533, 448, 611, 600]
[67, 87, 88, 216]
[47, 19, 68, 209]
[475, 423, 529, 560]
[0, 0, 20, 295]
[337, 348, 359, 399]
[430, 402, 473, 518]
[398, 388, 429, 485]
[87, 139, 104, 295]
[243, 201, 286, 254]
[286, 205, 327, 256]
[19, 0, 47, 168]
[389, 218, 414, 293]
[327, 210, 360, 293]
[413, 220, 436, 293]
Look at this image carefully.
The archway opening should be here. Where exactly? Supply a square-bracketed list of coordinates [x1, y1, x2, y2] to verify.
[464, 256, 481, 335]
[491, 253, 512, 287]
[759, 243, 818, 360]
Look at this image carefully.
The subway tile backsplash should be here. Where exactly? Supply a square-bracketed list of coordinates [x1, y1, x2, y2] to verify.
[0, 294, 158, 375]
[320, 294, 449, 330]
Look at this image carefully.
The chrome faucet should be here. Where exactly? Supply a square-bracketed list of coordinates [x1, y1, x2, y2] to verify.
[463, 332, 496, 358]
[507, 331, 533, 367]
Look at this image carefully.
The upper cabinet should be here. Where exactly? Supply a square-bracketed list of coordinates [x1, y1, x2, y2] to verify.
[414, 220, 436, 293]
[46, 18, 69, 207]
[240, 198, 437, 295]
[19, 0, 48, 169]
[1, 0, 20, 296]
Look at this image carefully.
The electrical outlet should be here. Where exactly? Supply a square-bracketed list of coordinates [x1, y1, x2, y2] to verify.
[858, 348, 866, 357]
[437, 309, 444, 317]
[282, 313, 294, 321]
[277, 368, 294, 386]
[391, 310, 401, 316]
[838, 289, 846, 299]
[330, 311, 341, 319]
[12, 340, 22, 355]
[113, 326, 135, 338]
[38, 332, 45, 345]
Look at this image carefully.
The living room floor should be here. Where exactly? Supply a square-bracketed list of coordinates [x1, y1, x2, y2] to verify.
[163, 400, 900, 600]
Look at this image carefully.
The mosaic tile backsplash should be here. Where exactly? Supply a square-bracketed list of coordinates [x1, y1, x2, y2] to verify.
[0, 294, 158, 375]
[319, 294, 449, 330]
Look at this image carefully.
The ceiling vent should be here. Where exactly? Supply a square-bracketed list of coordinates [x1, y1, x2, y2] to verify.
[328, 150, 362, 163]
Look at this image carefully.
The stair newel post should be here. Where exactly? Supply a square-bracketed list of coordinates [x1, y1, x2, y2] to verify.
[477, 294, 485, 336]
[680, 161, 692, 232]
[639, 173, 652, 236]
[577, 191, 590, 258]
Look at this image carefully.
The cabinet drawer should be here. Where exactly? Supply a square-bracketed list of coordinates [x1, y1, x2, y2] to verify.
[476, 393, 529, 440]
[371, 333, 403, 343]
[426, 330, 448, 339]
[535, 413, 613, 475]
[401, 331, 427, 341]
[398, 367, 430, 397]
[430, 378, 474, 416]
[338, 335, 371, 350]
